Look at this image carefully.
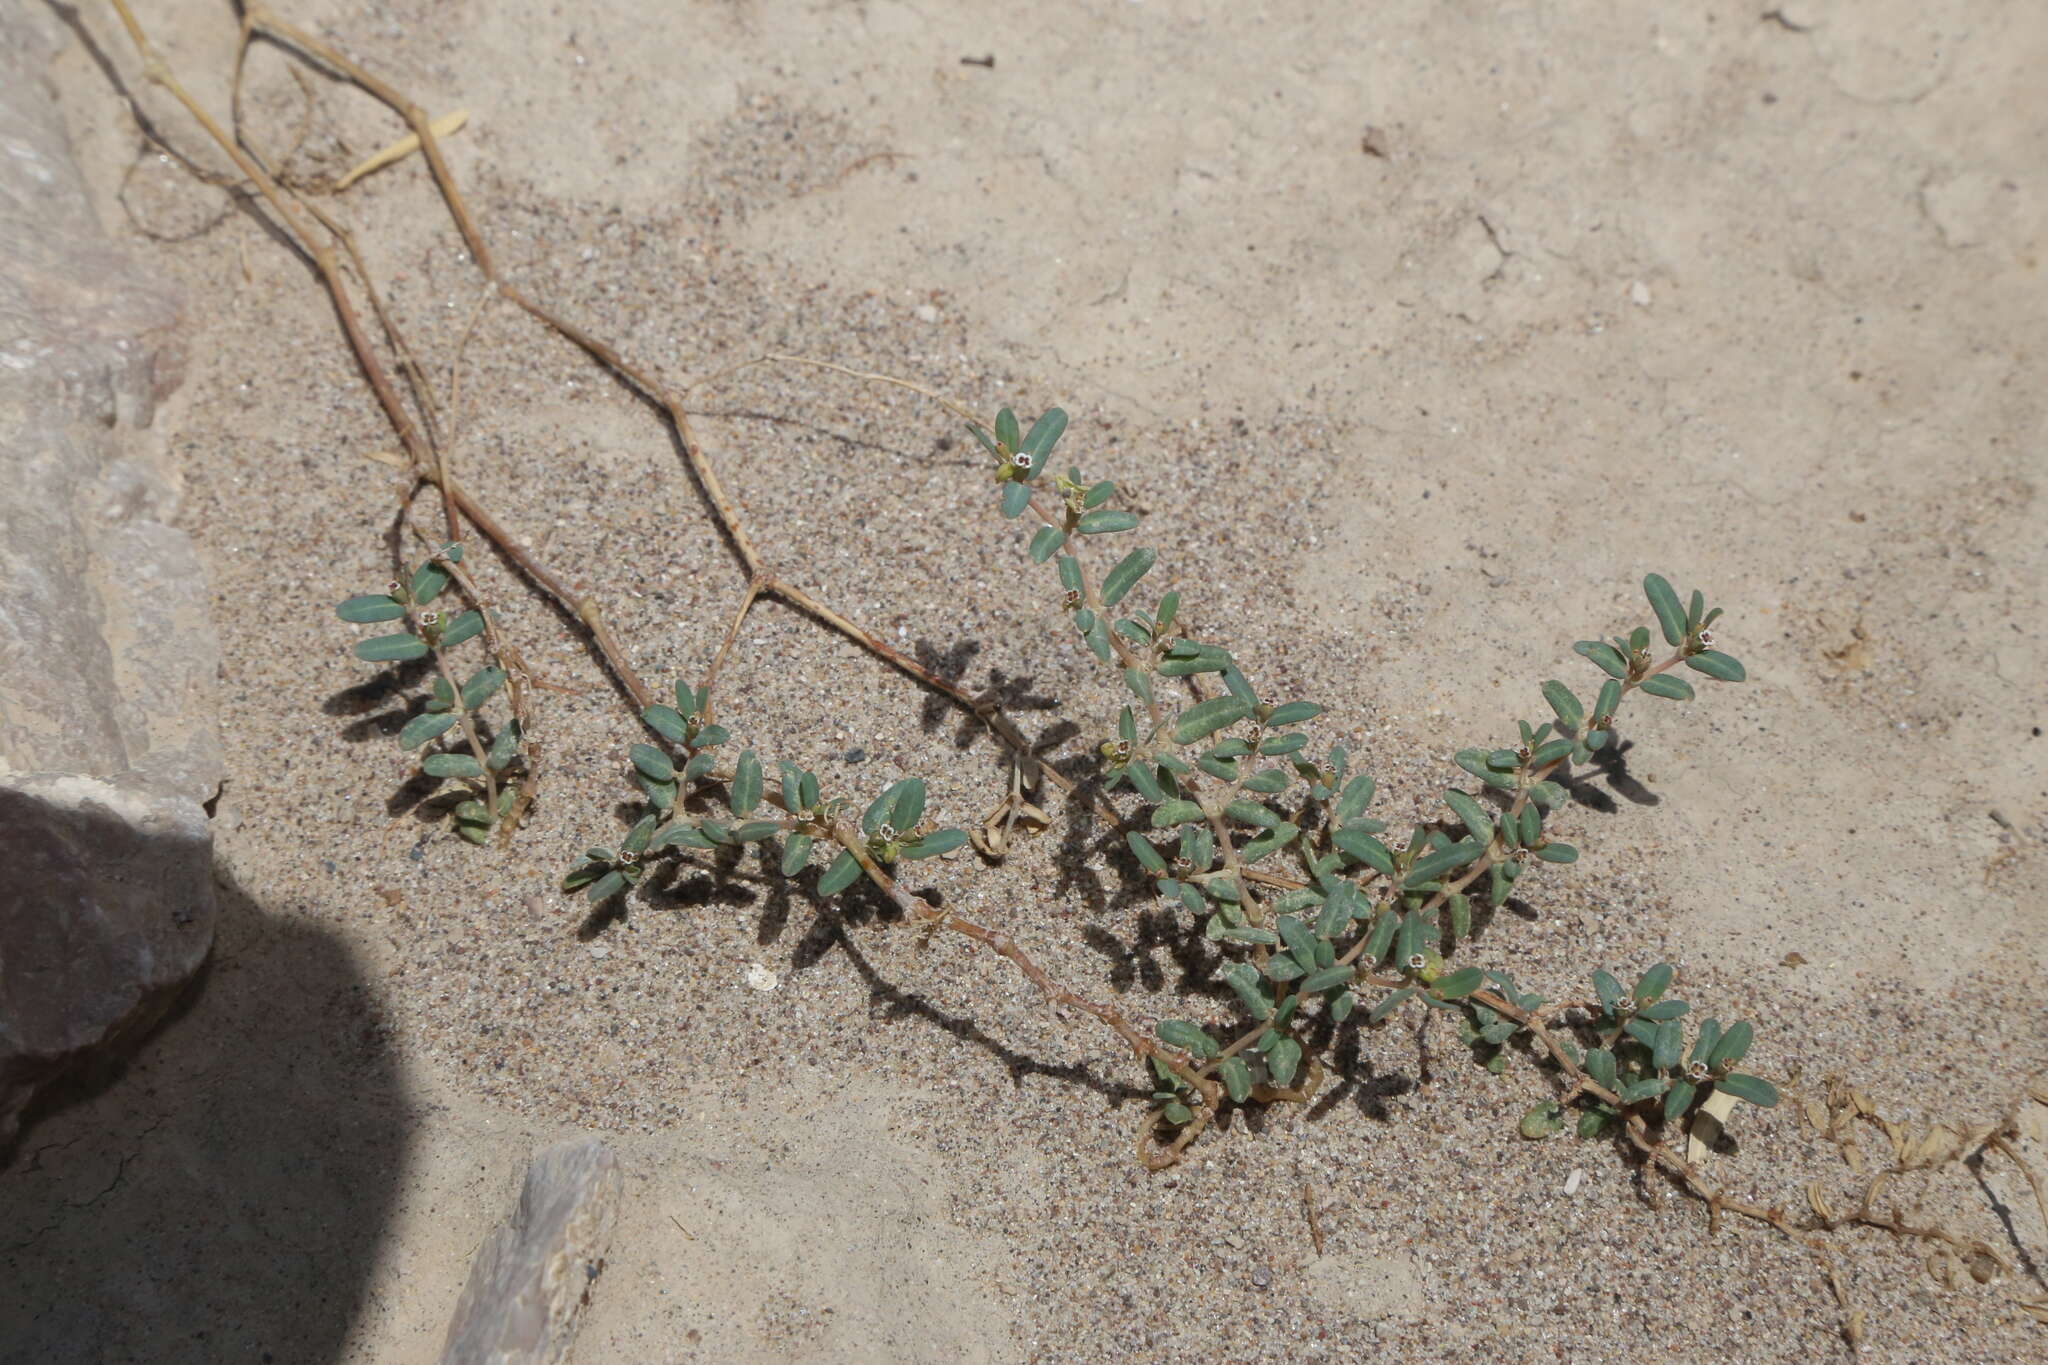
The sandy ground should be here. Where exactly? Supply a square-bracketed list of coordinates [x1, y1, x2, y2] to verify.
[6, 1, 2046, 1361]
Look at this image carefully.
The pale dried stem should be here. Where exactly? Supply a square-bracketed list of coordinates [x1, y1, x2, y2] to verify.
[1985, 1135, 2048, 1269]
[111, 0, 655, 721]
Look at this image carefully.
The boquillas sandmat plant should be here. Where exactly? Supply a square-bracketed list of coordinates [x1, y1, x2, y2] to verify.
[103, 0, 2047, 1337]
[541, 409, 1773, 1165]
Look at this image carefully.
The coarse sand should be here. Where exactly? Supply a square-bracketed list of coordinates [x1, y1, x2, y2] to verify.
[7, 2, 2045, 1361]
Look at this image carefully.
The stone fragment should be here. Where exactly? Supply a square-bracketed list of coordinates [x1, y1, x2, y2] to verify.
[439, 1138, 623, 1365]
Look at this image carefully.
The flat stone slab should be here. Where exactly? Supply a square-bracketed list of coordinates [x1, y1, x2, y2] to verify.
[439, 1138, 622, 1365]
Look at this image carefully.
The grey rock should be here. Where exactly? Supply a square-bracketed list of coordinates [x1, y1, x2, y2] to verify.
[0, 21, 212, 802]
[0, 775, 217, 1145]
[0, 14, 220, 1150]
[440, 1139, 623, 1365]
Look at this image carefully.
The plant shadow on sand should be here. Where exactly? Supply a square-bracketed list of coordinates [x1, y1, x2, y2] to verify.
[561, 746, 1681, 1143]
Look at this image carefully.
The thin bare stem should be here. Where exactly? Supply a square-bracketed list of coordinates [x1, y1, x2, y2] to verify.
[749, 353, 985, 429]
[1985, 1135, 2048, 1268]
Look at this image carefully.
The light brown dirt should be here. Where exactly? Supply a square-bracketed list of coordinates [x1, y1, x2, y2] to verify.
[8, 1, 2044, 1362]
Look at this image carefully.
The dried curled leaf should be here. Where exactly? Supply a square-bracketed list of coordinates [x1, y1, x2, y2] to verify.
[1686, 1085, 1740, 1166]
[970, 789, 1050, 857]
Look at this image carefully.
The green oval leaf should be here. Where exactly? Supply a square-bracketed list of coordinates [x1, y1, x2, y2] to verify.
[1099, 548, 1156, 607]
[1689, 1019, 1723, 1068]
[816, 849, 863, 896]
[1317, 882, 1366, 938]
[1075, 509, 1139, 535]
[1265, 701, 1322, 727]
[1685, 650, 1746, 682]
[1404, 838, 1482, 888]
[630, 743, 676, 783]
[1173, 696, 1252, 745]
[1368, 986, 1416, 1022]
[1715, 1072, 1778, 1108]
[1519, 1100, 1567, 1140]
[562, 861, 609, 891]
[650, 822, 713, 851]
[637, 773, 677, 810]
[888, 777, 927, 832]
[461, 666, 506, 711]
[1446, 893, 1472, 939]
[1299, 964, 1354, 995]
[421, 753, 484, 779]
[410, 558, 451, 605]
[642, 703, 689, 743]
[337, 594, 406, 623]
[1653, 1018, 1684, 1071]
[1156, 1020, 1219, 1059]
[1443, 790, 1494, 845]
[730, 749, 763, 816]
[1220, 962, 1274, 1018]
[354, 633, 427, 662]
[1639, 673, 1695, 702]
[1431, 966, 1485, 999]
[1632, 963, 1675, 1003]
[1263, 953, 1307, 983]
[1708, 1020, 1754, 1069]
[1541, 681, 1584, 730]
[900, 828, 968, 859]
[1218, 1056, 1252, 1104]
[399, 711, 458, 749]
[1574, 640, 1629, 679]
[1019, 408, 1068, 469]
[438, 610, 485, 647]
[486, 719, 522, 771]
[1332, 774, 1376, 824]
[1643, 574, 1687, 647]
[1265, 1038, 1303, 1088]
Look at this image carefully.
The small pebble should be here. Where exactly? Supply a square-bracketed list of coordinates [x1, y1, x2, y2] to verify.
[744, 963, 780, 991]
[1565, 1168, 1587, 1196]
[1629, 280, 1651, 307]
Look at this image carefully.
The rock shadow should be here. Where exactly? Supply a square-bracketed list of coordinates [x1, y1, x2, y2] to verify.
[0, 863, 414, 1364]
